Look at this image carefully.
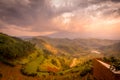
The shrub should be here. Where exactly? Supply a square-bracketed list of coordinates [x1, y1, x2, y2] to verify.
[0, 56, 15, 67]
[0, 73, 2, 78]
[21, 69, 37, 77]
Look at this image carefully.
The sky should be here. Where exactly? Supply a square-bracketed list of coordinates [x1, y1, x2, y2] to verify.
[0, 0, 120, 39]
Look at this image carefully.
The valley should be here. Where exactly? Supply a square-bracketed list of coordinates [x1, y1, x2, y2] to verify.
[0, 33, 120, 80]
[0, 0, 120, 79]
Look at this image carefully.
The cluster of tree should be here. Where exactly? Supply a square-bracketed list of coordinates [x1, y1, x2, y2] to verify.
[0, 33, 35, 60]
[103, 57, 120, 71]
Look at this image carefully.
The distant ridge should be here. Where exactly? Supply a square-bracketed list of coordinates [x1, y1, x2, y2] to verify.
[26, 36, 120, 57]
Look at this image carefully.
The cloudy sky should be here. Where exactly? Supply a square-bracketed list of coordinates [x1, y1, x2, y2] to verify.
[0, 0, 120, 39]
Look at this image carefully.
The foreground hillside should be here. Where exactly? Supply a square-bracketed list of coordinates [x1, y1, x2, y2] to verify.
[0, 33, 101, 80]
[0, 33, 35, 65]
[1, 33, 120, 80]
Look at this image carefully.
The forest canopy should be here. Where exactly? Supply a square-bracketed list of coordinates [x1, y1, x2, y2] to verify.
[0, 33, 35, 60]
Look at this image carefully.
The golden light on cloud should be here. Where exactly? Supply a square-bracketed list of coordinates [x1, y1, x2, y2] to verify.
[0, 25, 57, 37]
[50, 0, 63, 8]
[52, 12, 74, 30]
[50, 0, 73, 9]
[84, 16, 120, 39]
[62, 12, 74, 24]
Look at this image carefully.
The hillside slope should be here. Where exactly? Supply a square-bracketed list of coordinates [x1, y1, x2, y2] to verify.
[29, 38, 62, 55]
[99, 42, 120, 57]
[27, 36, 119, 56]
[0, 33, 35, 61]
[0, 33, 101, 80]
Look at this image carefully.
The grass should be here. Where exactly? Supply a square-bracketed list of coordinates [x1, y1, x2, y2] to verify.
[19, 51, 39, 64]
[37, 72, 49, 77]
[20, 49, 95, 79]
[38, 57, 60, 72]
[21, 53, 44, 75]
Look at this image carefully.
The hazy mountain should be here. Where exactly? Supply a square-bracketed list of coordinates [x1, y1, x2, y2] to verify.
[99, 42, 120, 57]
[29, 38, 62, 55]
[27, 36, 119, 56]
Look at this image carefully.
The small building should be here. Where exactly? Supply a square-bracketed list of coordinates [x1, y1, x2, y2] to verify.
[93, 59, 120, 80]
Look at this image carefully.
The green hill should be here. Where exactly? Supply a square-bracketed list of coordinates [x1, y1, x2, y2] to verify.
[0, 33, 115, 80]
[0, 33, 35, 61]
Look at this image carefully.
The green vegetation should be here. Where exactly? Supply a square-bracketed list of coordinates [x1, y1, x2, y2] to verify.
[1, 33, 118, 80]
[0, 33, 35, 60]
[20, 51, 95, 80]
[80, 60, 93, 77]
[0, 33, 36, 67]
[103, 56, 120, 71]
[21, 55, 44, 75]
[20, 49, 44, 75]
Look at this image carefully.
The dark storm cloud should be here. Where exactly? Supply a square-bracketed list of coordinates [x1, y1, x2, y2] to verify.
[103, 8, 120, 17]
[89, 0, 109, 4]
[0, 0, 30, 26]
[0, 0, 118, 27]
[0, 0, 53, 26]
[115, 8, 120, 15]
[111, 0, 120, 2]
[81, 0, 120, 18]
[0, 0, 120, 35]
[0, 8, 30, 26]
[0, 1, 104, 27]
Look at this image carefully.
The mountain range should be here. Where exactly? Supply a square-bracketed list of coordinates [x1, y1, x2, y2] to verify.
[26, 36, 120, 57]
